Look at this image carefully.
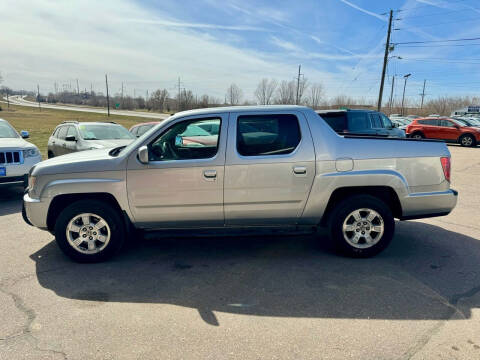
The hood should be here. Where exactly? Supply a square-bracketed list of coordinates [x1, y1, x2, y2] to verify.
[32, 148, 127, 176]
[83, 139, 134, 149]
[0, 137, 37, 150]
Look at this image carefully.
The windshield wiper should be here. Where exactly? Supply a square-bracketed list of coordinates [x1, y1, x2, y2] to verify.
[109, 146, 126, 157]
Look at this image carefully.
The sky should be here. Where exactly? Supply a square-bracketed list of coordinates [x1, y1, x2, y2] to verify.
[1, 0, 480, 105]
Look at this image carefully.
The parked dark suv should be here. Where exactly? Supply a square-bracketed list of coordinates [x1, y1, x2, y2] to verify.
[316, 109, 405, 138]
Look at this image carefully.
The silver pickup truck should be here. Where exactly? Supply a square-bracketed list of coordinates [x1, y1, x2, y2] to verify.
[23, 106, 457, 262]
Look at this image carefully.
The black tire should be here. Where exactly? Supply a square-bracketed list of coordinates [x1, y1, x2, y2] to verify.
[411, 132, 424, 140]
[459, 134, 476, 147]
[327, 195, 395, 258]
[54, 200, 126, 263]
[47, 151, 54, 159]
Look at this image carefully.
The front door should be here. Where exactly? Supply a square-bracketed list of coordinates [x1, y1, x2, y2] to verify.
[224, 111, 315, 225]
[126, 114, 228, 228]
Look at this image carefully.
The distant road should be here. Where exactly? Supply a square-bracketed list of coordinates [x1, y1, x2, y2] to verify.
[3, 95, 170, 120]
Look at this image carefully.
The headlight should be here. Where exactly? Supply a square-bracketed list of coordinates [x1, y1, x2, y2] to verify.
[28, 175, 37, 197]
[23, 148, 40, 158]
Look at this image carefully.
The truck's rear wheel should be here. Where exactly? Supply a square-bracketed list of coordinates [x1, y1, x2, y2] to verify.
[327, 195, 394, 257]
[54, 200, 125, 262]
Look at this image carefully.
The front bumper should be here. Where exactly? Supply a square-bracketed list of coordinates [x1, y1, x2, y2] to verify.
[400, 189, 458, 220]
[0, 175, 27, 186]
[23, 192, 49, 229]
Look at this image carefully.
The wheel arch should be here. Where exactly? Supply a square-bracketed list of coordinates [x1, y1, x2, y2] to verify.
[319, 186, 402, 226]
[47, 193, 126, 233]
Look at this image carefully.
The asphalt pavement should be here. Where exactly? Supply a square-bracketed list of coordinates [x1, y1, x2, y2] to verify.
[0, 146, 479, 359]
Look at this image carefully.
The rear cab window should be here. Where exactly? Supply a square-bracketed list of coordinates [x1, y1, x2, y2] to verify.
[237, 114, 301, 156]
[318, 112, 347, 132]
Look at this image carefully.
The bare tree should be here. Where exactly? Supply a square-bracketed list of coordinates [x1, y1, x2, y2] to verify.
[227, 83, 243, 105]
[254, 78, 278, 105]
[149, 89, 169, 111]
[276, 80, 296, 104]
[308, 83, 323, 109]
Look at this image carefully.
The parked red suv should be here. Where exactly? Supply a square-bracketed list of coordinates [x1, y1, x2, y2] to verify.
[406, 117, 480, 147]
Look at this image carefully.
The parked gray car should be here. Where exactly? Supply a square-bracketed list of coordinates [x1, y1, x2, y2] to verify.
[24, 106, 457, 262]
[47, 121, 135, 158]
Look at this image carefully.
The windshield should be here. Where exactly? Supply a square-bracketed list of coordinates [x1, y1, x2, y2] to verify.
[78, 124, 134, 140]
[0, 122, 19, 138]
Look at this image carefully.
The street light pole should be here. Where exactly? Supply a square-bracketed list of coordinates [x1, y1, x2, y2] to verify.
[401, 73, 411, 116]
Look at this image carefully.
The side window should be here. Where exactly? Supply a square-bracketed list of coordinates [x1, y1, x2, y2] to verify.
[66, 126, 77, 138]
[380, 113, 393, 128]
[348, 112, 371, 131]
[237, 114, 301, 156]
[57, 126, 68, 140]
[148, 118, 221, 161]
[440, 120, 455, 127]
[130, 127, 138, 136]
[370, 114, 383, 128]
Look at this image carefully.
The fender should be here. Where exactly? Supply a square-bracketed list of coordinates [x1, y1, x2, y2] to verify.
[42, 177, 134, 223]
[300, 169, 408, 225]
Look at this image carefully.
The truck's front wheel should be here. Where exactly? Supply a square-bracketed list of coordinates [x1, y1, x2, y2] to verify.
[54, 200, 126, 262]
[327, 195, 394, 257]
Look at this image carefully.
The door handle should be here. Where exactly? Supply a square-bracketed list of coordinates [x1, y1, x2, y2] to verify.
[203, 169, 217, 180]
[293, 166, 307, 175]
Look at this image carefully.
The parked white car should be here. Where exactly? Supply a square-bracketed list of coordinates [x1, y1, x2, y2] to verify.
[0, 118, 42, 186]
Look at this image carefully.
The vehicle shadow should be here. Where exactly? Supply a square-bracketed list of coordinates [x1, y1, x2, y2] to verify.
[30, 221, 480, 326]
[0, 185, 24, 216]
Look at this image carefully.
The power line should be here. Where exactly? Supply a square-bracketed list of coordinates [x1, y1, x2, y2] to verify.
[399, 17, 479, 29]
[399, 7, 480, 20]
[393, 37, 480, 45]
[396, 43, 480, 48]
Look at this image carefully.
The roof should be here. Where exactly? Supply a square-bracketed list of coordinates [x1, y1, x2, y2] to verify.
[172, 105, 308, 118]
[130, 121, 161, 127]
[315, 109, 376, 114]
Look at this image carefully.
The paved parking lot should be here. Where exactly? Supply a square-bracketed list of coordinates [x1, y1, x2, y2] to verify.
[1, 146, 479, 360]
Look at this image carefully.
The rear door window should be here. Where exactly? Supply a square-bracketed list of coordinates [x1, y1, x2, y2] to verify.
[237, 114, 301, 156]
[347, 112, 371, 131]
[369, 113, 383, 128]
[57, 126, 68, 140]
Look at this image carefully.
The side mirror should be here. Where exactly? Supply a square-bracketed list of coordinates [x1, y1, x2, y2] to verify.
[65, 135, 77, 141]
[138, 145, 149, 164]
[20, 130, 29, 139]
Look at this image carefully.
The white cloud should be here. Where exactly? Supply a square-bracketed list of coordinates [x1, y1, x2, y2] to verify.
[339, 0, 387, 21]
[0, 0, 382, 100]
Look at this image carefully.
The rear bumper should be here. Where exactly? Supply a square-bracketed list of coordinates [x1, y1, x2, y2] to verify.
[400, 189, 458, 220]
[23, 192, 49, 229]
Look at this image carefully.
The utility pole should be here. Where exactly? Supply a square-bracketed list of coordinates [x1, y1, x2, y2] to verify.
[6, 92, 9, 109]
[420, 79, 427, 110]
[388, 75, 395, 113]
[295, 64, 302, 105]
[121, 82, 124, 99]
[377, 9, 393, 112]
[401, 73, 411, 116]
[37, 84, 41, 112]
[105, 74, 110, 117]
[76, 79, 80, 95]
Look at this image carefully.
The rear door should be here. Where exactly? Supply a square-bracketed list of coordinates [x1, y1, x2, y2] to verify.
[224, 111, 315, 225]
[438, 119, 460, 141]
[54, 126, 68, 156]
[369, 113, 388, 136]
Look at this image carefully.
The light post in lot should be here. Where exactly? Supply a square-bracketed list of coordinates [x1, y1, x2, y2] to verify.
[401, 73, 411, 116]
